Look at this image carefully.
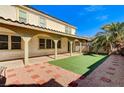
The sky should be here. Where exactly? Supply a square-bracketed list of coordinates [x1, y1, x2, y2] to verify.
[31, 5, 124, 37]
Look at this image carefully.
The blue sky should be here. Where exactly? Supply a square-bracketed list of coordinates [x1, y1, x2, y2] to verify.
[31, 5, 124, 37]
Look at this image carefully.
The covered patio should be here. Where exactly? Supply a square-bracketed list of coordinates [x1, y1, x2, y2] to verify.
[0, 17, 88, 65]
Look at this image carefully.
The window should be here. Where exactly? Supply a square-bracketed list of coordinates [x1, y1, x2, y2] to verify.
[39, 16, 46, 27]
[0, 35, 8, 49]
[68, 28, 71, 34]
[57, 40, 61, 48]
[39, 39, 45, 49]
[11, 36, 21, 49]
[65, 26, 68, 33]
[65, 26, 71, 34]
[46, 39, 52, 49]
[19, 10, 27, 23]
[39, 39, 55, 49]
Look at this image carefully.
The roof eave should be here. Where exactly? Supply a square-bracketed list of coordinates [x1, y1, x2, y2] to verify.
[0, 17, 88, 41]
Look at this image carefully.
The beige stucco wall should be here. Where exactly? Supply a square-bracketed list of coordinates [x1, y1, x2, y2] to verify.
[0, 5, 17, 21]
[0, 5, 76, 35]
[46, 19, 66, 33]
[28, 12, 39, 26]
[29, 34, 68, 57]
[0, 27, 24, 61]
[0, 26, 69, 61]
[71, 28, 76, 35]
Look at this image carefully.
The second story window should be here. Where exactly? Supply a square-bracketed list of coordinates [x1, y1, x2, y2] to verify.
[39, 16, 46, 27]
[65, 26, 68, 33]
[65, 26, 72, 34]
[19, 10, 27, 23]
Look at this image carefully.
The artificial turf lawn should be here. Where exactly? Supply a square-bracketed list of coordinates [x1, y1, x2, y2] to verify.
[49, 54, 107, 75]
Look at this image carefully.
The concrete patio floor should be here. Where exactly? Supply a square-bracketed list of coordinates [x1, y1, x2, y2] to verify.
[5, 62, 80, 87]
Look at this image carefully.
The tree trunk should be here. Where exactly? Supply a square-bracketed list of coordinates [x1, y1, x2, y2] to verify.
[96, 51, 98, 54]
[109, 43, 113, 55]
[108, 50, 112, 55]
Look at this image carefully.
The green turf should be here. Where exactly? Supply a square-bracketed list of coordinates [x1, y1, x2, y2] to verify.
[49, 54, 107, 75]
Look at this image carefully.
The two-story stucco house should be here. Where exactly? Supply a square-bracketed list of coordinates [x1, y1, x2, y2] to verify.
[0, 5, 89, 64]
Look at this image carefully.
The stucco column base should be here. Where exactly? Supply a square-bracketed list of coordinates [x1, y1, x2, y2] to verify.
[22, 37, 31, 65]
[54, 40, 58, 59]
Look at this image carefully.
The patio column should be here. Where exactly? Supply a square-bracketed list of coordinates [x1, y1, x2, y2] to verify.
[70, 41, 73, 56]
[54, 40, 58, 59]
[79, 42, 82, 54]
[8, 35, 11, 50]
[22, 37, 31, 65]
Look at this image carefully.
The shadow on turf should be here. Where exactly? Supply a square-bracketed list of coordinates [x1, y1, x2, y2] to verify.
[83, 52, 107, 57]
[68, 55, 108, 87]
[83, 53, 96, 57]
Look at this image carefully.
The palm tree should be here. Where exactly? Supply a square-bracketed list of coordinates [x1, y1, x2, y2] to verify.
[102, 23, 124, 40]
[92, 31, 113, 55]
[92, 22, 124, 55]
[102, 22, 124, 52]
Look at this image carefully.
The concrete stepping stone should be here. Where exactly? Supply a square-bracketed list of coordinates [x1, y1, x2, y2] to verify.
[112, 62, 118, 63]
[40, 66, 46, 69]
[26, 69, 34, 73]
[53, 74, 61, 79]
[24, 65, 30, 69]
[46, 70, 52, 74]
[35, 79, 45, 84]
[7, 73, 16, 78]
[12, 80, 20, 84]
[100, 77, 111, 83]
[108, 67, 116, 70]
[113, 64, 119, 66]
[31, 74, 40, 79]
[106, 72, 114, 75]
[34, 64, 39, 66]
[7, 69, 15, 72]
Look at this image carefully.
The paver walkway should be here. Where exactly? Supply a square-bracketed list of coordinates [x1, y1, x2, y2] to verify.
[69, 55, 124, 87]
